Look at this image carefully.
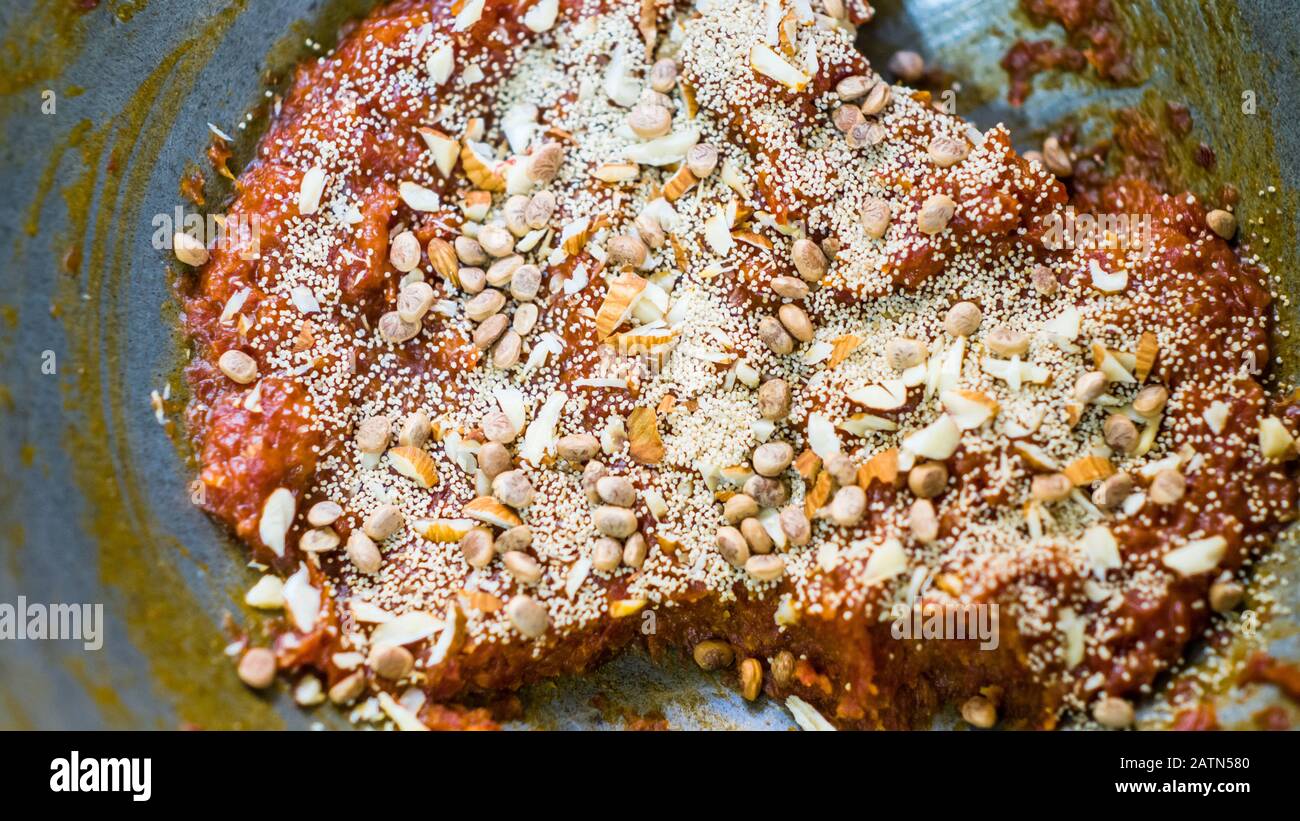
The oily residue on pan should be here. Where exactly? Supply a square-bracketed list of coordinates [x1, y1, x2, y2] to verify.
[3, 0, 412, 731]
[10, 0, 288, 729]
[1055, 0, 1297, 382]
[1066, 0, 1300, 722]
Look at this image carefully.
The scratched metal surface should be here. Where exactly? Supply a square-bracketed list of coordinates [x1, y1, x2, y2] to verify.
[0, 0, 1296, 730]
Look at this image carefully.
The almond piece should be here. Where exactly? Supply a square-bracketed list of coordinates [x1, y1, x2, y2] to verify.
[418, 127, 459, 176]
[627, 407, 665, 464]
[594, 161, 639, 183]
[411, 518, 475, 543]
[857, 448, 900, 489]
[398, 181, 440, 212]
[732, 230, 773, 251]
[298, 167, 326, 215]
[1162, 536, 1227, 578]
[1063, 454, 1115, 486]
[610, 598, 649, 618]
[1134, 331, 1158, 382]
[173, 232, 209, 266]
[460, 190, 492, 222]
[794, 449, 821, 482]
[803, 469, 833, 519]
[388, 445, 439, 488]
[828, 334, 862, 369]
[750, 42, 811, 90]
[463, 496, 524, 530]
[594, 272, 648, 339]
[846, 380, 908, 411]
[258, 488, 296, 557]
[902, 414, 961, 460]
[940, 389, 999, 430]
[663, 164, 699, 202]
[460, 141, 505, 192]
[426, 238, 459, 283]
[1258, 416, 1297, 460]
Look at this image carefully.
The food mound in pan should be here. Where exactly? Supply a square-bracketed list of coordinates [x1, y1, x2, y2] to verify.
[179, 0, 1298, 729]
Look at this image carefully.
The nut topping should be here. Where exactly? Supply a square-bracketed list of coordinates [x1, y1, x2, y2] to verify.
[218, 350, 258, 384]
[389, 230, 421, 272]
[757, 378, 792, 420]
[379, 312, 420, 344]
[829, 485, 866, 527]
[943, 301, 982, 337]
[917, 193, 955, 234]
[465, 288, 507, 322]
[527, 141, 565, 183]
[715, 527, 750, 569]
[740, 517, 773, 554]
[791, 238, 828, 282]
[860, 197, 891, 238]
[885, 337, 926, 370]
[927, 135, 969, 167]
[752, 441, 794, 477]
[628, 103, 672, 139]
[459, 527, 495, 568]
[758, 315, 795, 355]
[685, 144, 719, 178]
[777, 303, 814, 343]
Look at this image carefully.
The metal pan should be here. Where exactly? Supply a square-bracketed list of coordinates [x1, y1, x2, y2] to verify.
[0, 0, 1296, 730]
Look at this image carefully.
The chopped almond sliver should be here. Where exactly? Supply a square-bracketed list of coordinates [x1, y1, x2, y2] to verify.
[856, 448, 899, 489]
[828, 334, 862, 369]
[1090, 343, 1136, 384]
[463, 496, 523, 530]
[750, 42, 811, 90]
[627, 407, 665, 464]
[1063, 454, 1115, 486]
[847, 380, 908, 411]
[411, 518, 474, 543]
[940, 389, 999, 430]
[804, 469, 833, 518]
[794, 449, 821, 482]
[680, 81, 698, 119]
[637, 0, 656, 57]
[389, 445, 440, 488]
[258, 488, 296, 558]
[902, 414, 960, 460]
[1134, 331, 1158, 381]
[610, 598, 648, 618]
[418, 127, 459, 177]
[460, 141, 505, 192]
[459, 589, 504, 613]
[655, 533, 680, 555]
[594, 161, 639, 183]
[934, 573, 964, 596]
[298, 167, 326, 215]
[460, 190, 492, 222]
[1258, 416, 1297, 460]
[663, 164, 699, 202]
[1013, 441, 1060, 471]
[732, 230, 773, 251]
[594, 272, 647, 339]
[1162, 536, 1227, 577]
